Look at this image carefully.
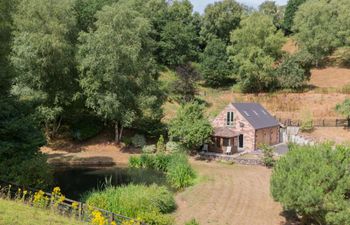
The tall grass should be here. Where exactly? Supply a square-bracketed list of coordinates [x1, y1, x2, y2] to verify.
[85, 184, 175, 225]
[128, 153, 196, 189]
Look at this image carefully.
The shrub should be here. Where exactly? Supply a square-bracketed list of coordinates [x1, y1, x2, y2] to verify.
[332, 47, 350, 67]
[131, 134, 146, 148]
[142, 144, 156, 154]
[166, 141, 187, 153]
[185, 218, 200, 225]
[122, 137, 132, 147]
[85, 184, 175, 224]
[71, 116, 103, 141]
[128, 156, 142, 168]
[260, 144, 275, 167]
[156, 135, 166, 153]
[166, 154, 196, 189]
[300, 111, 314, 132]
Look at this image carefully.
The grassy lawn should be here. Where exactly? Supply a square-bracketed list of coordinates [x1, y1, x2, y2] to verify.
[0, 199, 84, 225]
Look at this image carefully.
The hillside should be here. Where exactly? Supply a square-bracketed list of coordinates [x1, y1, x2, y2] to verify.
[0, 199, 84, 225]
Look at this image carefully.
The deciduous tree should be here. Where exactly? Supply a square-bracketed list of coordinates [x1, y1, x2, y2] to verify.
[169, 102, 212, 149]
[78, 3, 162, 143]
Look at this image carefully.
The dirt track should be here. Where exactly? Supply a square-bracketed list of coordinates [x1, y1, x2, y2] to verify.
[175, 160, 285, 225]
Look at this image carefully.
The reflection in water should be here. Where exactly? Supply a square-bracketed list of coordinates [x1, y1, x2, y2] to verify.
[53, 167, 166, 200]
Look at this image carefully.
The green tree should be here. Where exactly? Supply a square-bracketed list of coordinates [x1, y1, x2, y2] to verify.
[78, 3, 161, 143]
[0, 0, 52, 188]
[271, 144, 350, 224]
[11, 0, 78, 137]
[293, 0, 350, 66]
[169, 102, 213, 149]
[170, 64, 200, 103]
[283, 0, 306, 33]
[200, 0, 243, 44]
[200, 38, 232, 87]
[159, 0, 198, 67]
[260, 144, 275, 167]
[228, 13, 285, 92]
[259, 1, 285, 29]
[336, 98, 350, 119]
[275, 51, 312, 90]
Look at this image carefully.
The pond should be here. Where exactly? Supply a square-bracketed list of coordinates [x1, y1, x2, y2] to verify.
[53, 166, 167, 200]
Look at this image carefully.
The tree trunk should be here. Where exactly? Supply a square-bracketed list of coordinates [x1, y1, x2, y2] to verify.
[114, 122, 124, 144]
[115, 122, 120, 143]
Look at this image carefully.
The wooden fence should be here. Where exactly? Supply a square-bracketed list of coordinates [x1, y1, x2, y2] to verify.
[0, 180, 145, 225]
[277, 118, 350, 128]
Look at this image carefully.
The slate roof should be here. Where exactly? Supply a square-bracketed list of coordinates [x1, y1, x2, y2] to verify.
[232, 103, 279, 130]
[213, 127, 239, 138]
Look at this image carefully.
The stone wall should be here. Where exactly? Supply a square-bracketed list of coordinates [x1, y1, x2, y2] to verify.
[198, 152, 262, 166]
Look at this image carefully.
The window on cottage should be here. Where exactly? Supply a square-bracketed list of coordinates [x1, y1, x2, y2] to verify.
[226, 112, 234, 126]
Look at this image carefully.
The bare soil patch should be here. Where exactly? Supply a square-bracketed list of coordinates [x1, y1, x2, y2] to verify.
[282, 39, 298, 54]
[175, 160, 286, 225]
[41, 133, 140, 167]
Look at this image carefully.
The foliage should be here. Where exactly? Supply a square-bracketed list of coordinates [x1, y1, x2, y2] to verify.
[283, 0, 306, 33]
[200, 38, 232, 87]
[275, 55, 310, 90]
[156, 135, 166, 153]
[300, 110, 314, 132]
[293, 0, 350, 66]
[185, 219, 200, 225]
[200, 0, 243, 44]
[85, 184, 175, 224]
[169, 102, 213, 149]
[228, 13, 285, 92]
[166, 153, 196, 189]
[77, 2, 162, 143]
[332, 47, 350, 67]
[71, 115, 103, 141]
[260, 144, 275, 167]
[166, 141, 187, 153]
[131, 134, 146, 148]
[335, 98, 350, 118]
[158, 0, 198, 67]
[142, 144, 157, 154]
[170, 64, 200, 103]
[11, 0, 78, 137]
[259, 1, 285, 29]
[129, 153, 196, 189]
[271, 144, 350, 224]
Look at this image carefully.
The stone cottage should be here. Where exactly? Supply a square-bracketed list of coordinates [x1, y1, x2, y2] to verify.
[208, 102, 280, 153]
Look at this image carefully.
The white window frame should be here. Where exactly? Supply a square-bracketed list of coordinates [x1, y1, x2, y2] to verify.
[226, 111, 234, 126]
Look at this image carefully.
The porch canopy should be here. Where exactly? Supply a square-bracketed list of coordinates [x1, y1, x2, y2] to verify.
[213, 127, 239, 138]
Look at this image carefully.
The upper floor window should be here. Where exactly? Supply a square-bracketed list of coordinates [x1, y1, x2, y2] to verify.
[227, 111, 234, 126]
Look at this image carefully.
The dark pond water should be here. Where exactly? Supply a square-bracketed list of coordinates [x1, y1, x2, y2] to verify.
[53, 167, 167, 200]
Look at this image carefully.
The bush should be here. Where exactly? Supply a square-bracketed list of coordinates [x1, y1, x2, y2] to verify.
[166, 154, 196, 189]
[122, 137, 132, 147]
[85, 184, 175, 224]
[142, 144, 156, 154]
[71, 116, 103, 141]
[128, 156, 142, 168]
[260, 144, 275, 167]
[185, 218, 200, 225]
[131, 134, 146, 148]
[156, 135, 166, 153]
[129, 153, 196, 189]
[300, 111, 314, 132]
[166, 141, 187, 153]
[332, 47, 350, 67]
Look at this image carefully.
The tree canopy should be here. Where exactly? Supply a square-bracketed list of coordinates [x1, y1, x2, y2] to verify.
[228, 13, 285, 92]
[78, 2, 162, 142]
[283, 0, 306, 33]
[271, 143, 350, 225]
[169, 102, 212, 149]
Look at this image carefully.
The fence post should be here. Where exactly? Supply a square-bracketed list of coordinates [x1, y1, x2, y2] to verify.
[336, 119, 338, 127]
[79, 203, 83, 221]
